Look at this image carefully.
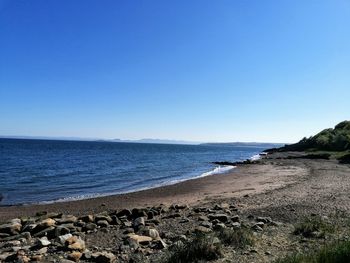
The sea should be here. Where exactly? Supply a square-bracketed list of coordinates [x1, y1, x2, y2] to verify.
[0, 139, 276, 206]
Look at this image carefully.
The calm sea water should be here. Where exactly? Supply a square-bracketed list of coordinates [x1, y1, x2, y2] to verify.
[0, 139, 270, 205]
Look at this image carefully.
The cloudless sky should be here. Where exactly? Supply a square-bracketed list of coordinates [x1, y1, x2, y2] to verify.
[0, 0, 349, 143]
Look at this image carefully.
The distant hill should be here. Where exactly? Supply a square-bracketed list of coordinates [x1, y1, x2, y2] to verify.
[201, 142, 284, 148]
[276, 121, 350, 152]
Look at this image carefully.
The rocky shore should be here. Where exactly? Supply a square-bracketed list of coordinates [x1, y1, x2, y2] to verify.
[1, 152, 350, 262]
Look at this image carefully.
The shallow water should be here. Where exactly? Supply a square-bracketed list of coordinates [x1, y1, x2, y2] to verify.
[0, 139, 271, 205]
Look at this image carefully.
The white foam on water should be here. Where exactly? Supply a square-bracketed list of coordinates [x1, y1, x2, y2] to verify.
[37, 165, 237, 204]
[250, 154, 261, 161]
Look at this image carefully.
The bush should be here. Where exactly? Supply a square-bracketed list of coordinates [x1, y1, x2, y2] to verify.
[216, 228, 254, 248]
[275, 241, 350, 263]
[293, 216, 334, 238]
[164, 233, 222, 263]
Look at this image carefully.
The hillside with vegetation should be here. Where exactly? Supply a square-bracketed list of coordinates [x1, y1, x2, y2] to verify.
[277, 121, 350, 152]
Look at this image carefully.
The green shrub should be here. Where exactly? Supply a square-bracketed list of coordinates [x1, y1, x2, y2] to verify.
[293, 216, 334, 238]
[275, 241, 350, 263]
[164, 233, 222, 263]
[215, 228, 254, 248]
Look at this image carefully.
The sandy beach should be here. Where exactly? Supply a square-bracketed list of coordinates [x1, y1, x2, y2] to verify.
[0, 153, 306, 222]
[2, 152, 350, 262]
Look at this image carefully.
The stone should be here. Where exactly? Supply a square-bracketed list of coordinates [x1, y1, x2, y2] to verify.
[33, 226, 55, 238]
[213, 223, 226, 231]
[79, 215, 94, 223]
[116, 209, 132, 218]
[55, 226, 70, 237]
[38, 237, 51, 247]
[95, 215, 113, 224]
[91, 251, 117, 263]
[84, 223, 97, 231]
[208, 214, 229, 223]
[179, 218, 190, 223]
[145, 228, 160, 240]
[152, 239, 167, 249]
[56, 215, 77, 224]
[133, 217, 145, 228]
[97, 220, 109, 228]
[132, 208, 148, 218]
[68, 251, 82, 262]
[38, 218, 56, 228]
[198, 215, 209, 221]
[231, 215, 240, 222]
[231, 222, 241, 229]
[252, 225, 263, 232]
[200, 221, 213, 229]
[127, 234, 152, 245]
[256, 217, 272, 224]
[0, 222, 22, 235]
[30, 255, 43, 261]
[66, 236, 86, 251]
[58, 233, 73, 245]
[194, 226, 212, 233]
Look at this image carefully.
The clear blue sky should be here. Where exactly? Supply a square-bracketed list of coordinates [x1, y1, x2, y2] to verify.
[0, 0, 349, 143]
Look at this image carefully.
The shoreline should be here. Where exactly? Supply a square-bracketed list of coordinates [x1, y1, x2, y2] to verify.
[0, 154, 304, 222]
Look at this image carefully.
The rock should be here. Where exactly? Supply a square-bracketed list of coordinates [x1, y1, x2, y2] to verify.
[132, 208, 148, 218]
[0, 221, 22, 235]
[33, 226, 55, 238]
[125, 238, 139, 249]
[111, 215, 121, 225]
[56, 215, 77, 224]
[38, 218, 56, 228]
[179, 218, 190, 223]
[152, 239, 167, 249]
[197, 215, 209, 221]
[164, 213, 181, 219]
[175, 204, 188, 210]
[256, 217, 272, 224]
[36, 247, 48, 254]
[127, 234, 152, 245]
[79, 215, 94, 223]
[84, 223, 97, 231]
[252, 225, 263, 232]
[208, 214, 229, 223]
[68, 251, 82, 262]
[213, 223, 226, 231]
[38, 237, 51, 247]
[231, 215, 240, 222]
[254, 222, 265, 228]
[58, 233, 73, 245]
[66, 236, 86, 251]
[144, 229, 160, 240]
[91, 251, 116, 263]
[200, 221, 213, 229]
[55, 226, 70, 237]
[97, 220, 109, 228]
[133, 217, 145, 228]
[95, 215, 113, 224]
[30, 255, 43, 261]
[194, 226, 212, 233]
[231, 222, 241, 229]
[116, 209, 132, 218]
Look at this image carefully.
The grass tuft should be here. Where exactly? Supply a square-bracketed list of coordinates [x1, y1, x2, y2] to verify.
[293, 216, 335, 238]
[275, 240, 350, 263]
[164, 233, 222, 263]
[216, 227, 254, 248]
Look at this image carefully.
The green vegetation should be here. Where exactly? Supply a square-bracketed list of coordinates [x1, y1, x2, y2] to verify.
[278, 121, 350, 152]
[164, 233, 222, 263]
[216, 227, 254, 247]
[275, 241, 350, 263]
[163, 228, 254, 263]
[293, 216, 335, 238]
